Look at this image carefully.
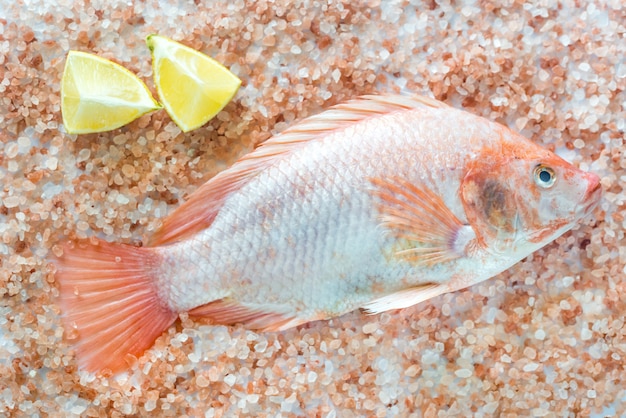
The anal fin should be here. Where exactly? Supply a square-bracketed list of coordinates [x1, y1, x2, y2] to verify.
[189, 299, 309, 332]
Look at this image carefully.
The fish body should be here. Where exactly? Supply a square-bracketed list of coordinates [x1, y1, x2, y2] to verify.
[55, 95, 601, 372]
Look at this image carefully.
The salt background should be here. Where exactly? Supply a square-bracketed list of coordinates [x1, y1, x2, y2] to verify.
[1, 0, 625, 416]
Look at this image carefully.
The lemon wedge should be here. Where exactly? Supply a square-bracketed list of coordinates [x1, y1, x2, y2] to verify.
[146, 34, 241, 132]
[61, 51, 161, 134]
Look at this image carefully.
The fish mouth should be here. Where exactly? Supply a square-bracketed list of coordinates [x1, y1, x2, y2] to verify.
[578, 172, 601, 216]
[582, 180, 601, 215]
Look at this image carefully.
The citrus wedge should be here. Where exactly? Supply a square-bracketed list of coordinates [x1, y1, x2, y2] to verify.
[61, 51, 161, 134]
[146, 34, 241, 132]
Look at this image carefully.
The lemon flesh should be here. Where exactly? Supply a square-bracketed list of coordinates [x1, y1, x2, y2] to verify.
[61, 51, 161, 134]
[146, 34, 241, 132]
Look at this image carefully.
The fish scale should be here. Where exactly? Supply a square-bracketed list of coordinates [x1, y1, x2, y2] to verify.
[54, 94, 601, 372]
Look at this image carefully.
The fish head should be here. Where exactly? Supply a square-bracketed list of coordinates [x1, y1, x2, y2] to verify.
[460, 136, 601, 257]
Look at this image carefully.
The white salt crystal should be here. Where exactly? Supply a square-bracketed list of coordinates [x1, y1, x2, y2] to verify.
[455, 368, 473, 378]
[617, 62, 626, 78]
[45, 157, 58, 170]
[5, 143, 18, 158]
[523, 362, 539, 372]
[145, 399, 157, 412]
[70, 405, 87, 414]
[362, 322, 377, 334]
[484, 401, 499, 413]
[2, 196, 20, 208]
[421, 350, 439, 365]
[224, 374, 236, 386]
[378, 390, 390, 404]
[580, 327, 593, 341]
[116, 194, 130, 204]
[254, 340, 267, 353]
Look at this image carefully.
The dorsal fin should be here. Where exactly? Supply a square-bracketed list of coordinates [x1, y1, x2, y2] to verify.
[148, 94, 447, 246]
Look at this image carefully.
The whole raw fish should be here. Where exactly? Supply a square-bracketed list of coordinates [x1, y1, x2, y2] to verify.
[54, 95, 601, 372]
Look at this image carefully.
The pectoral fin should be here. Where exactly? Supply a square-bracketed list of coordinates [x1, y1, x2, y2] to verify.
[371, 177, 474, 265]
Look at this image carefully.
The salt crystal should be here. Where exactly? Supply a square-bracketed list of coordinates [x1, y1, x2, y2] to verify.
[46, 157, 58, 170]
[421, 350, 439, 365]
[17, 136, 30, 148]
[455, 368, 473, 378]
[196, 375, 209, 387]
[523, 347, 537, 360]
[70, 405, 87, 414]
[378, 390, 391, 404]
[580, 327, 592, 341]
[484, 401, 499, 413]
[523, 362, 539, 372]
[405, 364, 420, 377]
[2, 196, 20, 208]
[145, 400, 157, 412]
[617, 62, 626, 78]
[116, 194, 130, 204]
[441, 303, 451, 316]
[254, 340, 267, 352]
[515, 117, 528, 130]
[5, 142, 18, 158]
[362, 322, 377, 334]
[224, 374, 236, 386]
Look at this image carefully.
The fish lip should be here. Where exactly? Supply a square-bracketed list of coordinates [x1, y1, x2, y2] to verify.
[577, 173, 601, 216]
[584, 177, 601, 201]
[580, 184, 602, 216]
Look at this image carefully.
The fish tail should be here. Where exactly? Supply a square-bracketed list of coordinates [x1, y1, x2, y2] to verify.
[54, 238, 177, 373]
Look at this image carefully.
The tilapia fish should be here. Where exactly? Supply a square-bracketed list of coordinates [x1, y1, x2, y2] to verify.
[54, 95, 601, 372]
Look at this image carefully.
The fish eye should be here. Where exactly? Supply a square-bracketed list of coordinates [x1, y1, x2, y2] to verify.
[533, 164, 556, 188]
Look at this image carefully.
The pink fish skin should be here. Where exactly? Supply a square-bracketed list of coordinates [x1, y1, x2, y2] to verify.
[54, 95, 601, 372]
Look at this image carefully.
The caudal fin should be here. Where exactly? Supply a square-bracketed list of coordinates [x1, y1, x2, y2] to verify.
[54, 238, 177, 373]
